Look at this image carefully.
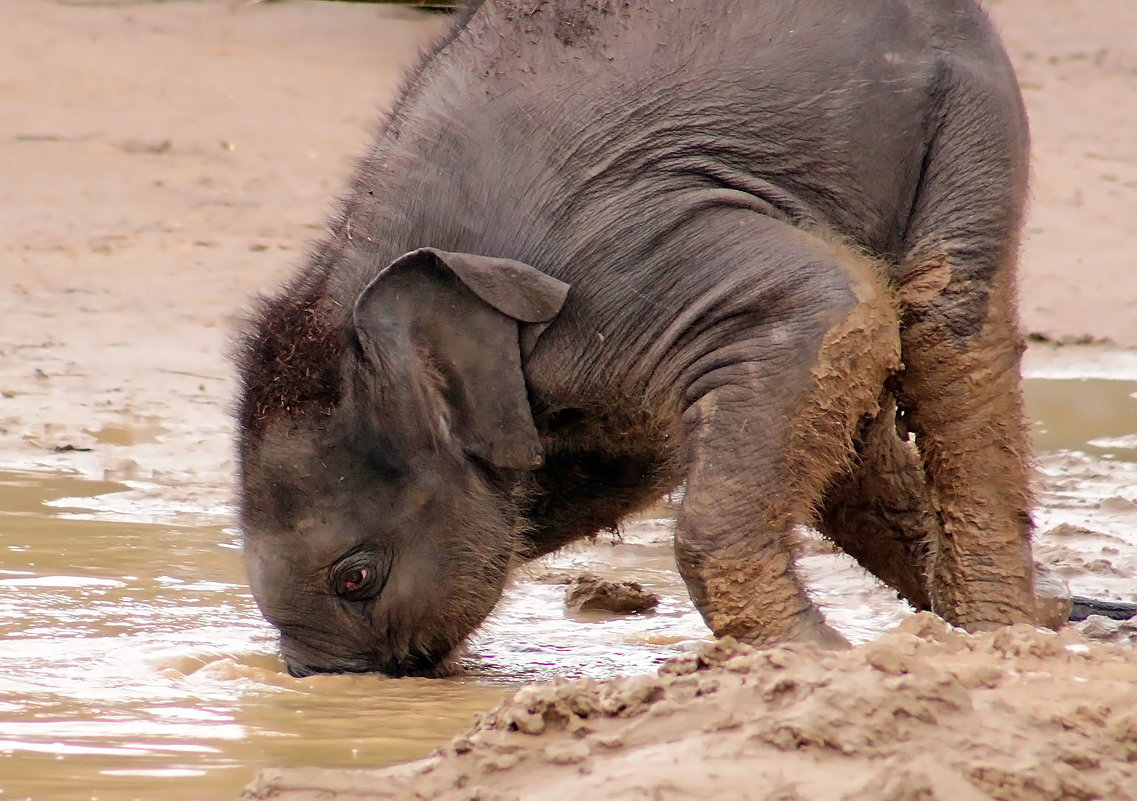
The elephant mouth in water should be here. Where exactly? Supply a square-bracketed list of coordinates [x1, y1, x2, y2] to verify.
[278, 627, 465, 679]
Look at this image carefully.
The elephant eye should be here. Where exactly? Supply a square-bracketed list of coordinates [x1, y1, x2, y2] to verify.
[331, 555, 386, 602]
[341, 567, 368, 591]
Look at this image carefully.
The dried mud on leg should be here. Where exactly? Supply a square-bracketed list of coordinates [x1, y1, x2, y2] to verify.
[900, 272, 1037, 629]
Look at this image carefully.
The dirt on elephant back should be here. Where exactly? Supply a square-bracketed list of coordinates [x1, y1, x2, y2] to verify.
[244, 615, 1137, 801]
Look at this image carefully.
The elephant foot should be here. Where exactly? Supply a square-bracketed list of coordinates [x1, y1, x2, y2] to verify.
[714, 602, 851, 652]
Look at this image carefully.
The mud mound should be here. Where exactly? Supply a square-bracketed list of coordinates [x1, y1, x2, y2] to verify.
[564, 573, 660, 614]
[244, 614, 1137, 800]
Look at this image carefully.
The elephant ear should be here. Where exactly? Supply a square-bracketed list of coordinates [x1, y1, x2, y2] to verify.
[353, 248, 570, 470]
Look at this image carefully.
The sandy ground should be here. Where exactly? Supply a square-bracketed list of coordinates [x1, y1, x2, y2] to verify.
[1, 1, 1135, 800]
[0, 0, 453, 498]
[248, 618, 1137, 801]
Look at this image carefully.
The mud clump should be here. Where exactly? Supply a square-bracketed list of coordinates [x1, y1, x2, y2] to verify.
[1078, 615, 1137, 645]
[242, 615, 1137, 800]
[563, 573, 659, 614]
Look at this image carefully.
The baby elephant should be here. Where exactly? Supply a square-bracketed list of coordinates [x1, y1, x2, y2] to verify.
[235, 0, 1040, 676]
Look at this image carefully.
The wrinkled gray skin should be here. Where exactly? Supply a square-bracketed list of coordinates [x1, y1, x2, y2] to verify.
[235, 0, 1039, 677]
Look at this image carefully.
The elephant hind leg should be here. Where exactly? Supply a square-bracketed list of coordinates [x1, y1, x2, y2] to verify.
[817, 394, 935, 612]
[894, 54, 1036, 629]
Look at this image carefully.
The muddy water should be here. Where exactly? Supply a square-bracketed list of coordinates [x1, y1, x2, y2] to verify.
[1, 377, 1135, 800]
[0, 472, 509, 800]
[1026, 377, 1137, 461]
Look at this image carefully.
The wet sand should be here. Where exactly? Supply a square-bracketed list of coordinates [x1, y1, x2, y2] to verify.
[1, 1, 1135, 799]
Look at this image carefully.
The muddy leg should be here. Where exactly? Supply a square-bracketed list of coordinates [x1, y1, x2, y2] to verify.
[899, 273, 1035, 627]
[817, 395, 935, 611]
[894, 58, 1036, 628]
[677, 382, 842, 648]
[672, 226, 901, 648]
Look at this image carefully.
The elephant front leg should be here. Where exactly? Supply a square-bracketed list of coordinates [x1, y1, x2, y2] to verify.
[672, 246, 902, 648]
[675, 383, 847, 648]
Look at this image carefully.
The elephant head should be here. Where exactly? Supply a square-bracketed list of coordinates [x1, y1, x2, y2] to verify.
[237, 248, 569, 676]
